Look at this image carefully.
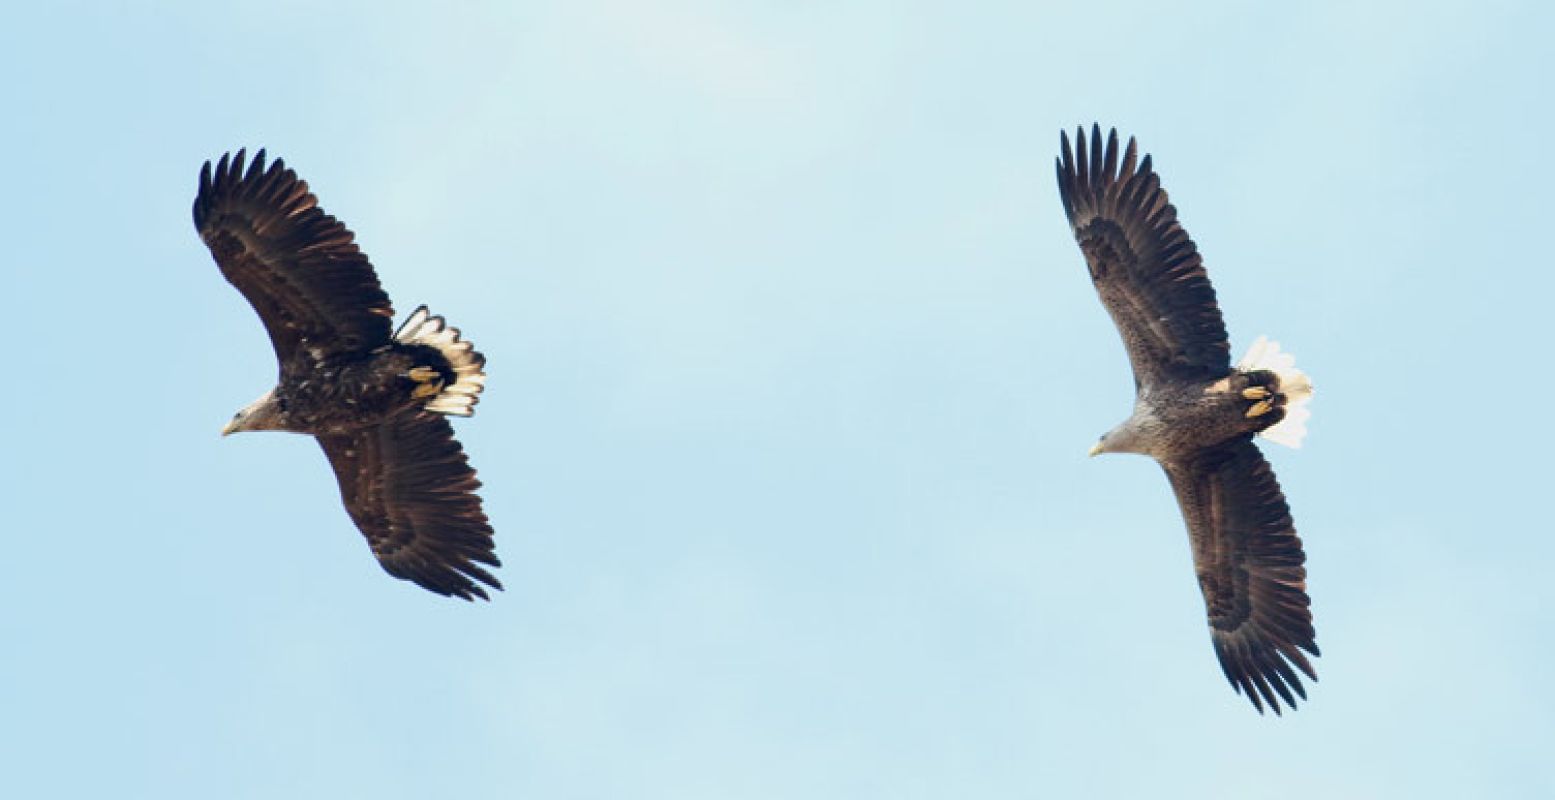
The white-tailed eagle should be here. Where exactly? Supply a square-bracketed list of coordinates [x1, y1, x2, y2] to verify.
[194, 149, 499, 600]
[1057, 125, 1318, 713]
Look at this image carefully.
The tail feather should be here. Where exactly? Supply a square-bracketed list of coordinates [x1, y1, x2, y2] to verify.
[394, 306, 487, 417]
[1238, 336, 1312, 449]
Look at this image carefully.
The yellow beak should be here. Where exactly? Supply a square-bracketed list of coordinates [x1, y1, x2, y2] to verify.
[1087, 441, 1104, 457]
[221, 419, 240, 437]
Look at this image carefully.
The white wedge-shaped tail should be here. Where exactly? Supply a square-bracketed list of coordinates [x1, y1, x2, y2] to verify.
[394, 306, 487, 417]
[1237, 335, 1312, 448]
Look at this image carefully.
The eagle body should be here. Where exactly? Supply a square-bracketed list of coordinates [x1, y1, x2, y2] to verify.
[243, 343, 458, 436]
[1100, 369, 1286, 460]
[196, 149, 500, 600]
[1057, 125, 1318, 714]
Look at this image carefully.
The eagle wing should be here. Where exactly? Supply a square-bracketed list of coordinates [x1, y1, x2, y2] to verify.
[318, 413, 502, 600]
[1162, 437, 1318, 714]
[1057, 125, 1230, 389]
[194, 149, 393, 367]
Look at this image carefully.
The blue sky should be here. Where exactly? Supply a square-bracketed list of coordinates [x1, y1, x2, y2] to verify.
[2, 1, 1552, 797]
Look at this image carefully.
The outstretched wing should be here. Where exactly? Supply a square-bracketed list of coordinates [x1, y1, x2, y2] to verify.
[1057, 125, 1229, 389]
[1162, 437, 1318, 714]
[194, 149, 393, 367]
[318, 413, 501, 600]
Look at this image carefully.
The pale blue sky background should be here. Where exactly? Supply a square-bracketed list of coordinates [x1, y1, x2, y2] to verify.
[2, 1, 1552, 797]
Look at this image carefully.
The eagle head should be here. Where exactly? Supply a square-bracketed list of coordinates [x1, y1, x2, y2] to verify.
[1089, 421, 1149, 458]
[223, 388, 287, 436]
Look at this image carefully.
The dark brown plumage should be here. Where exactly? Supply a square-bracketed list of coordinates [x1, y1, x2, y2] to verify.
[318, 415, 499, 598]
[195, 149, 499, 600]
[1057, 125, 1318, 714]
[1057, 126, 1229, 386]
[195, 151, 393, 363]
[1163, 440, 1317, 713]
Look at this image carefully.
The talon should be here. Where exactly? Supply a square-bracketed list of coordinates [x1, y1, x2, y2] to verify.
[412, 379, 444, 399]
[1245, 399, 1275, 418]
[1242, 386, 1271, 401]
[407, 366, 440, 382]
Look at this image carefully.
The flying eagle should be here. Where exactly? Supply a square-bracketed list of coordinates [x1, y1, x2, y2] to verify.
[1056, 125, 1318, 713]
[194, 149, 500, 600]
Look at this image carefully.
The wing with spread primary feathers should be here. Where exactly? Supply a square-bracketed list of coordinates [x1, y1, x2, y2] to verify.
[1162, 437, 1318, 714]
[318, 413, 501, 600]
[1057, 125, 1230, 388]
[194, 149, 393, 366]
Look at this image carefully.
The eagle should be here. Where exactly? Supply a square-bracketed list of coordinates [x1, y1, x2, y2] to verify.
[1056, 125, 1318, 713]
[194, 149, 500, 600]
